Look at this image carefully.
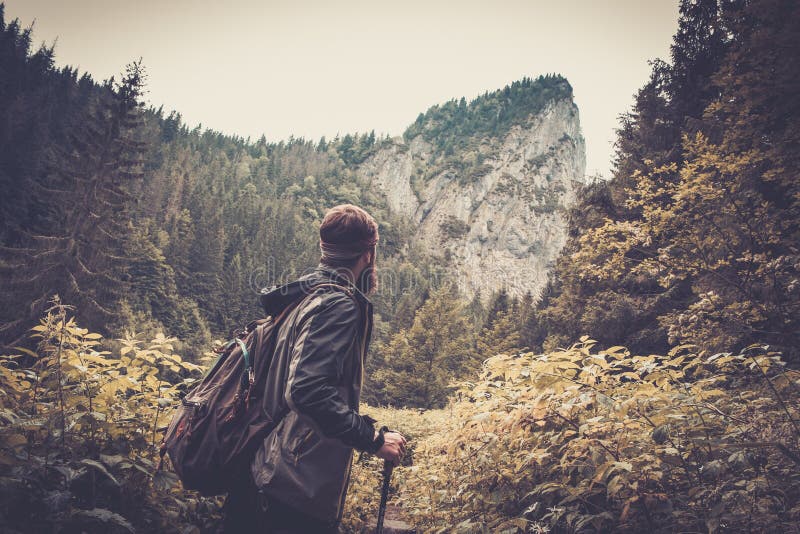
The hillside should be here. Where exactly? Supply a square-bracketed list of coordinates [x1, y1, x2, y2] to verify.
[0, 4, 584, 358]
[0, 7, 587, 409]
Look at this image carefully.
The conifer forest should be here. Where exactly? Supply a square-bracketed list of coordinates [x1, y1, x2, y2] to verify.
[0, 0, 799, 532]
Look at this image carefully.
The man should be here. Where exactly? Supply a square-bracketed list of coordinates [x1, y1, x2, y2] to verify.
[224, 204, 407, 533]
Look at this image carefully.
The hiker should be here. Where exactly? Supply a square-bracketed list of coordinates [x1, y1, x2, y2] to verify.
[223, 204, 407, 533]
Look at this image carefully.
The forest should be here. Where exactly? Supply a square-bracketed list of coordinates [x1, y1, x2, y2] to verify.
[0, 0, 798, 531]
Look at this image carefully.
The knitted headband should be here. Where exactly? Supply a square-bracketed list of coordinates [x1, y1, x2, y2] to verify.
[319, 237, 378, 262]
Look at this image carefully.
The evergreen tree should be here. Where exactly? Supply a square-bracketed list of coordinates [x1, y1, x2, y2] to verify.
[476, 309, 522, 357]
[538, 0, 738, 354]
[539, 0, 800, 361]
[1, 60, 148, 345]
[484, 287, 510, 329]
[371, 285, 476, 408]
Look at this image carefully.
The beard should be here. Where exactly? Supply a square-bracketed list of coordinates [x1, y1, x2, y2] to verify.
[356, 259, 378, 295]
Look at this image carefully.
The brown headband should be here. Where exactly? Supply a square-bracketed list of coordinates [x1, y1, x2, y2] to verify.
[319, 238, 378, 262]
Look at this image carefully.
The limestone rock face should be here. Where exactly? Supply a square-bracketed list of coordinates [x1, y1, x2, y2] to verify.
[357, 98, 586, 302]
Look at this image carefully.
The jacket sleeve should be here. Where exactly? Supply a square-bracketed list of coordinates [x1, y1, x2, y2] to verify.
[284, 292, 378, 452]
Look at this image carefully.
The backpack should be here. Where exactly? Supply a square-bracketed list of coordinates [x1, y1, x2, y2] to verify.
[157, 282, 356, 496]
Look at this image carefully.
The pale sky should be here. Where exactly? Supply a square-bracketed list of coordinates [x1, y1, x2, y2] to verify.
[6, 0, 679, 178]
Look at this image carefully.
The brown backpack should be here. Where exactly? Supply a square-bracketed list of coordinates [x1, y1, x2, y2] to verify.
[157, 283, 355, 496]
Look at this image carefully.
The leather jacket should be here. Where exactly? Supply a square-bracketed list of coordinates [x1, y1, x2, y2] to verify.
[250, 264, 376, 523]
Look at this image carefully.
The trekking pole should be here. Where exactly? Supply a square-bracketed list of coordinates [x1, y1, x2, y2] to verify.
[376, 459, 393, 534]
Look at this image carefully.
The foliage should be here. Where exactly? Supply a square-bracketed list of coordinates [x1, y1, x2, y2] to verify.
[368, 284, 478, 409]
[404, 75, 573, 156]
[0, 47, 148, 346]
[0, 6, 445, 358]
[348, 339, 800, 533]
[439, 215, 470, 240]
[597, 128, 800, 356]
[3, 305, 798, 532]
[343, 406, 441, 533]
[0, 300, 218, 532]
[539, 0, 800, 361]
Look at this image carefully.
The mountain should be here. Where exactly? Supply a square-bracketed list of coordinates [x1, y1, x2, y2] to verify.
[0, 5, 583, 354]
[358, 76, 585, 301]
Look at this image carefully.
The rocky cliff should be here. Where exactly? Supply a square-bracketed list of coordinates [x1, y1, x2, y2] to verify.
[357, 77, 586, 303]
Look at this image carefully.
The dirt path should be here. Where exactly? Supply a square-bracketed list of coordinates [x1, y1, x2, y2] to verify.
[367, 503, 415, 533]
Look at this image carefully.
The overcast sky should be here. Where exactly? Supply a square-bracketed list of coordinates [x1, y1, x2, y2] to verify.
[7, 0, 679, 178]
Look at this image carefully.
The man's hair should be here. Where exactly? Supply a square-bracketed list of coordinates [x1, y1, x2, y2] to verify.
[319, 204, 379, 269]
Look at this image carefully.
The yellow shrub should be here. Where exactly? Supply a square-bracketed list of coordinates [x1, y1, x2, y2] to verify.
[345, 338, 800, 533]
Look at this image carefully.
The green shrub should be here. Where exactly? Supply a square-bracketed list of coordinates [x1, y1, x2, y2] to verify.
[0, 299, 218, 532]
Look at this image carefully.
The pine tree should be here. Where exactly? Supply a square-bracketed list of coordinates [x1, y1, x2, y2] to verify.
[1, 61, 148, 346]
[372, 284, 477, 408]
[484, 287, 510, 329]
[538, 0, 739, 355]
[476, 309, 522, 357]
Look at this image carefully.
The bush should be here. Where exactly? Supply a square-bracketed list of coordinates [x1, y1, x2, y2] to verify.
[364, 339, 800, 532]
[6, 302, 798, 533]
[440, 216, 470, 240]
[0, 299, 218, 532]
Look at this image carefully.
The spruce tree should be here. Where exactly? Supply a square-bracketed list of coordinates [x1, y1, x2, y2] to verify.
[476, 309, 522, 358]
[0, 61, 148, 345]
[371, 284, 477, 408]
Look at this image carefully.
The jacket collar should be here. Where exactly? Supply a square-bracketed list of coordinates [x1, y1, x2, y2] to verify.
[259, 263, 372, 317]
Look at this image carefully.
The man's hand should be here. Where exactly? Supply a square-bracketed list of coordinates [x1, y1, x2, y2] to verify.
[375, 430, 407, 466]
